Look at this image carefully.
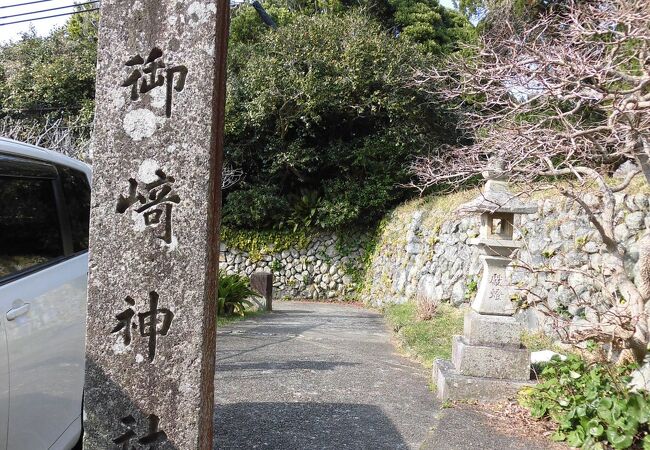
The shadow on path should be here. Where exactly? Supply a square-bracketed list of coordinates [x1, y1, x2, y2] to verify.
[217, 360, 359, 372]
[215, 402, 408, 449]
[214, 301, 562, 450]
[215, 301, 435, 449]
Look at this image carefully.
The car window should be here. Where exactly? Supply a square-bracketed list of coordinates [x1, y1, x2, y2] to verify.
[59, 166, 90, 252]
[0, 176, 64, 279]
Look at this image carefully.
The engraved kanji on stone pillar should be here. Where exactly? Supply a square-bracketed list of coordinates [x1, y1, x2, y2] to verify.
[84, 0, 230, 448]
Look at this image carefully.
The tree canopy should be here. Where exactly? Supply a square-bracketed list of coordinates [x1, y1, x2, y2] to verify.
[224, 7, 469, 229]
[0, 10, 98, 123]
[0, 1, 475, 231]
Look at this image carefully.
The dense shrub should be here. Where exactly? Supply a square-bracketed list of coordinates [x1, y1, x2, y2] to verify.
[224, 10, 465, 230]
[217, 273, 261, 316]
[0, 8, 97, 121]
[521, 355, 650, 449]
[221, 185, 289, 229]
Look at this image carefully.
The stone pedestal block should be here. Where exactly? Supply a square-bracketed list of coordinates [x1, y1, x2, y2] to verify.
[472, 255, 515, 316]
[434, 359, 533, 402]
[464, 310, 522, 347]
[451, 335, 530, 380]
[250, 271, 273, 311]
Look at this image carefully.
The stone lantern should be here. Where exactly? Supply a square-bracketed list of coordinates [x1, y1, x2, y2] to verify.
[433, 169, 537, 402]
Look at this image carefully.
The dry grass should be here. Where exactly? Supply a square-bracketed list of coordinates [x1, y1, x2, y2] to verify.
[468, 401, 568, 449]
[416, 295, 439, 321]
[383, 302, 465, 368]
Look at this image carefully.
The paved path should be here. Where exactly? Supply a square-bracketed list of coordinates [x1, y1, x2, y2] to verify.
[214, 301, 557, 450]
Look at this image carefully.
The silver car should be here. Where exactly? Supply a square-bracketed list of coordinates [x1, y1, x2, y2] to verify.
[0, 137, 90, 449]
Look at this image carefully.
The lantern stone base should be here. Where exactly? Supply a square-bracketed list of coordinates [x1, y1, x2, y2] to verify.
[452, 335, 530, 380]
[433, 359, 534, 403]
[463, 310, 523, 347]
[432, 331, 533, 403]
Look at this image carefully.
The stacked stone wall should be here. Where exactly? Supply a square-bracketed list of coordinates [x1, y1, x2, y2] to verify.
[220, 234, 365, 300]
[363, 190, 650, 320]
[221, 188, 650, 316]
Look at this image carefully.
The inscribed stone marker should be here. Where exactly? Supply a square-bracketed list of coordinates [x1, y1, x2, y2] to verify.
[83, 0, 229, 448]
[250, 272, 273, 311]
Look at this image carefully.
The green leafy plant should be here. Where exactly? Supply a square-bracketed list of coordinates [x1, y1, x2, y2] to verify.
[270, 259, 284, 272]
[520, 355, 649, 449]
[224, 10, 467, 230]
[279, 189, 325, 231]
[217, 274, 260, 317]
[464, 277, 478, 299]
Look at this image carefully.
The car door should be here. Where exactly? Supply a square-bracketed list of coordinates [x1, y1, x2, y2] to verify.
[0, 154, 89, 450]
[0, 316, 7, 450]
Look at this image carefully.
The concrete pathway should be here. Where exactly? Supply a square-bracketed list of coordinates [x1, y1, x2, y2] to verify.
[214, 301, 557, 449]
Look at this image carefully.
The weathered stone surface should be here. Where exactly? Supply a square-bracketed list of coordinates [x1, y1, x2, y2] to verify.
[250, 272, 273, 311]
[463, 310, 523, 347]
[614, 161, 639, 179]
[362, 195, 650, 330]
[221, 232, 367, 300]
[451, 336, 530, 380]
[472, 255, 515, 316]
[84, 1, 227, 448]
[629, 360, 650, 392]
[433, 359, 533, 403]
[626, 211, 645, 231]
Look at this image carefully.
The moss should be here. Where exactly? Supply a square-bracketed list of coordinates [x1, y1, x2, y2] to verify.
[464, 277, 478, 300]
[380, 272, 392, 289]
[335, 229, 380, 296]
[466, 229, 479, 239]
[383, 302, 465, 368]
[621, 176, 650, 195]
[520, 330, 564, 353]
[541, 248, 556, 259]
[221, 226, 313, 262]
[544, 217, 563, 230]
[575, 235, 588, 249]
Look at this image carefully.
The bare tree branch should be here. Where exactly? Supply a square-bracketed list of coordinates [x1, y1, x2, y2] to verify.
[411, 0, 650, 363]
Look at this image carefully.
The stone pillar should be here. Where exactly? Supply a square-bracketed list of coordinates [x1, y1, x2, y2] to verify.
[83, 0, 230, 448]
[433, 176, 537, 402]
[251, 272, 273, 311]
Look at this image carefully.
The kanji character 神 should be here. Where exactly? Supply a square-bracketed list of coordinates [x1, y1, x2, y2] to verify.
[111, 291, 174, 362]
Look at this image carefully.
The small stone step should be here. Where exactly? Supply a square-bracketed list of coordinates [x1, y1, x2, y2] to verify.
[451, 335, 530, 380]
[434, 359, 534, 402]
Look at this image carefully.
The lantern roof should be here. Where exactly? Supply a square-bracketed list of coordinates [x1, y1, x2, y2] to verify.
[458, 180, 537, 215]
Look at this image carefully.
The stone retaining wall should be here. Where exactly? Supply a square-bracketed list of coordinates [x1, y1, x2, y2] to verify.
[221, 187, 650, 319]
[220, 234, 365, 300]
[362, 190, 650, 324]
